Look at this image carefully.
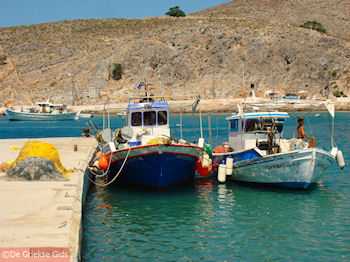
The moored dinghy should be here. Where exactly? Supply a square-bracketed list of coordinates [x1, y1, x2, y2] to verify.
[213, 101, 345, 189]
[88, 88, 205, 189]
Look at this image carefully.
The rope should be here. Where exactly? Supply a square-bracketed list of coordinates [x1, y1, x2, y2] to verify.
[87, 146, 132, 187]
[89, 150, 114, 178]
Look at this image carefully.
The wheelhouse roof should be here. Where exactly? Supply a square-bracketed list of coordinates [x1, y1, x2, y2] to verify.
[226, 111, 289, 120]
[127, 97, 168, 111]
[127, 102, 169, 111]
[35, 102, 65, 107]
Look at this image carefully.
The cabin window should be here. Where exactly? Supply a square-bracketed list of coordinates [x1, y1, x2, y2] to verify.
[230, 120, 239, 131]
[261, 118, 273, 131]
[131, 112, 142, 126]
[245, 119, 260, 132]
[276, 119, 285, 132]
[144, 111, 156, 126]
[158, 111, 167, 125]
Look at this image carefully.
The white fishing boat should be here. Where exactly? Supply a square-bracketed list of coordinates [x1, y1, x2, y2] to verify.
[213, 101, 345, 189]
[6, 100, 77, 121]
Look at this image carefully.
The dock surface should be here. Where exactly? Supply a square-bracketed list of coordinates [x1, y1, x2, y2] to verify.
[0, 137, 97, 262]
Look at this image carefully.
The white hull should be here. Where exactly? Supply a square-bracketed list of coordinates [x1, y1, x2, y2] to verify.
[6, 108, 76, 121]
[227, 148, 334, 188]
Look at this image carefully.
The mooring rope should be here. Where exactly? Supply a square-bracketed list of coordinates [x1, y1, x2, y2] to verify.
[85, 146, 132, 187]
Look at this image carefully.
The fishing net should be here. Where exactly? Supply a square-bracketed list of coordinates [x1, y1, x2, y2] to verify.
[7, 141, 72, 180]
[147, 138, 169, 145]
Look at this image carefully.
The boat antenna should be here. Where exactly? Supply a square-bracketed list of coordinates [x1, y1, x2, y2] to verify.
[192, 95, 201, 142]
[144, 82, 148, 97]
[180, 107, 183, 139]
[135, 82, 149, 97]
[208, 112, 212, 145]
[323, 101, 335, 147]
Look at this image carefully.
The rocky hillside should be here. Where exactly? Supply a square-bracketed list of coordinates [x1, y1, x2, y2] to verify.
[0, 0, 350, 106]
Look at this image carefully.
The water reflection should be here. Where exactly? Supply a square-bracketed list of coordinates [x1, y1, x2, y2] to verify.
[83, 175, 349, 261]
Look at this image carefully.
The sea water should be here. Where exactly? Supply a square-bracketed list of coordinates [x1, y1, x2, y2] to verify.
[0, 112, 349, 261]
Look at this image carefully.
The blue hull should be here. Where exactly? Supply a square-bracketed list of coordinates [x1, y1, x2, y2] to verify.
[212, 148, 261, 169]
[108, 153, 198, 189]
[6, 109, 76, 121]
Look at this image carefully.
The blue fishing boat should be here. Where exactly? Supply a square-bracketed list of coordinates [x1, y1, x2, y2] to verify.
[89, 89, 204, 189]
[6, 100, 77, 121]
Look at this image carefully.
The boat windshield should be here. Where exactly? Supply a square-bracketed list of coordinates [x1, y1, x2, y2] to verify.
[131, 112, 142, 126]
[244, 118, 284, 133]
[131, 110, 168, 126]
[144, 111, 156, 126]
[158, 111, 167, 125]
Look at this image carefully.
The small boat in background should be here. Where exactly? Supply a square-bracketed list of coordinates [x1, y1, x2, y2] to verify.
[213, 102, 345, 189]
[88, 91, 206, 189]
[75, 111, 93, 119]
[6, 100, 77, 121]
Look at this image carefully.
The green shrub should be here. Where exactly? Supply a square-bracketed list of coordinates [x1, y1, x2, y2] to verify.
[166, 6, 186, 17]
[333, 90, 342, 97]
[300, 20, 326, 33]
[0, 55, 7, 65]
[112, 63, 122, 80]
[332, 71, 337, 78]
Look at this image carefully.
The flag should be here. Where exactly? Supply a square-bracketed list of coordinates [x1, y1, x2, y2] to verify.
[323, 101, 335, 118]
[135, 82, 145, 89]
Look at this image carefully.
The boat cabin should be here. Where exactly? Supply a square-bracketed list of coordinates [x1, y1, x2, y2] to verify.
[126, 97, 170, 146]
[226, 111, 289, 152]
[35, 101, 67, 114]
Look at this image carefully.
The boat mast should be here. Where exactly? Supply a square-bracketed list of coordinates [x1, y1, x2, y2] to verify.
[199, 95, 203, 139]
[68, 72, 78, 105]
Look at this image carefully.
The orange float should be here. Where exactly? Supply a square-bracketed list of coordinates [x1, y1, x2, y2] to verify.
[98, 154, 109, 170]
[95, 151, 102, 158]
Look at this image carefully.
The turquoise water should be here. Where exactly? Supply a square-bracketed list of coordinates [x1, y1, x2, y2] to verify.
[0, 112, 349, 261]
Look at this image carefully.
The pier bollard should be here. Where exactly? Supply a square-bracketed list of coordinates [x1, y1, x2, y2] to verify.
[74, 144, 78, 151]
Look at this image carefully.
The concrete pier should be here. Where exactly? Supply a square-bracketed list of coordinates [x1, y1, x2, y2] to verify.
[0, 137, 97, 262]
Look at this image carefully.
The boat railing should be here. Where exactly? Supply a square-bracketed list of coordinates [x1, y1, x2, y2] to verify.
[128, 96, 165, 105]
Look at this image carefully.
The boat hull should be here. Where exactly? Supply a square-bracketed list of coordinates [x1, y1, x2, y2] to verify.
[215, 148, 334, 189]
[5, 109, 76, 121]
[107, 144, 202, 189]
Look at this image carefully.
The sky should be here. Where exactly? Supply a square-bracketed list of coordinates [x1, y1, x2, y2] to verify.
[0, 0, 231, 28]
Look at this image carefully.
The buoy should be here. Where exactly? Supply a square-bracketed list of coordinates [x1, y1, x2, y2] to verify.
[91, 166, 102, 175]
[95, 151, 102, 158]
[92, 160, 99, 168]
[98, 154, 109, 170]
[226, 157, 233, 175]
[201, 152, 211, 168]
[198, 138, 205, 148]
[336, 150, 345, 169]
[196, 160, 212, 177]
[218, 162, 226, 183]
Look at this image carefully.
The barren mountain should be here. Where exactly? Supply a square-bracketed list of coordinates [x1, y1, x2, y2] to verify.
[0, 0, 349, 106]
